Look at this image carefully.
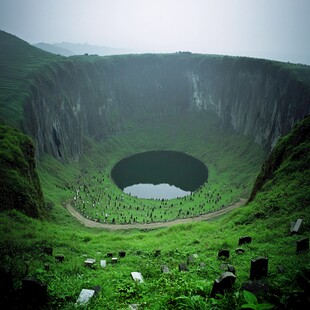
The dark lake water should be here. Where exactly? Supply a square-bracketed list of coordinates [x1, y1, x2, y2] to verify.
[111, 151, 208, 199]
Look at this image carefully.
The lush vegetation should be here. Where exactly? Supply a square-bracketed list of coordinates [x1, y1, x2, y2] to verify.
[1, 116, 309, 309]
[0, 30, 309, 309]
[0, 30, 61, 126]
[0, 122, 45, 217]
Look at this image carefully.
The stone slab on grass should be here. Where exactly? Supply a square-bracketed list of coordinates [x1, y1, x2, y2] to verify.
[76, 289, 95, 305]
[100, 260, 106, 268]
[131, 272, 144, 283]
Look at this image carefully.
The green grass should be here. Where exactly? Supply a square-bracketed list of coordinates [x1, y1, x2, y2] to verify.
[1, 116, 309, 309]
[0, 123, 45, 217]
[0, 30, 62, 126]
[38, 112, 265, 225]
[1, 30, 310, 309]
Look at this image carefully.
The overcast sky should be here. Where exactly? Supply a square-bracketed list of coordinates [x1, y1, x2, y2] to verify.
[0, 0, 309, 64]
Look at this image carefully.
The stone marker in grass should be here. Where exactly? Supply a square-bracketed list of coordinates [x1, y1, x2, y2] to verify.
[161, 265, 170, 273]
[100, 260, 106, 268]
[211, 272, 236, 297]
[119, 251, 126, 258]
[296, 237, 309, 254]
[179, 263, 188, 272]
[290, 219, 303, 234]
[235, 248, 245, 254]
[218, 249, 230, 259]
[187, 253, 198, 264]
[131, 272, 144, 283]
[84, 258, 96, 267]
[250, 257, 268, 280]
[238, 236, 252, 245]
[112, 257, 118, 264]
[76, 289, 95, 305]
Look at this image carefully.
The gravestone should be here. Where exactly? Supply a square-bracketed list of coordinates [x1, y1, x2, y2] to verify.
[161, 265, 170, 273]
[296, 237, 309, 254]
[100, 260, 106, 268]
[129, 304, 140, 310]
[22, 277, 47, 305]
[131, 272, 144, 283]
[119, 251, 126, 258]
[84, 258, 96, 267]
[107, 252, 113, 258]
[235, 248, 245, 254]
[210, 272, 236, 297]
[76, 289, 95, 305]
[188, 253, 199, 264]
[290, 219, 303, 234]
[238, 236, 252, 245]
[179, 263, 188, 272]
[112, 257, 118, 264]
[218, 249, 230, 259]
[55, 255, 64, 262]
[250, 257, 268, 280]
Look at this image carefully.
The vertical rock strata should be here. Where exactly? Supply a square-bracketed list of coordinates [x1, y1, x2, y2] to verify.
[22, 55, 310, 160]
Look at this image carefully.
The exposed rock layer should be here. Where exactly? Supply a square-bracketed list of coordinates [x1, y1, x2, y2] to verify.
[22, 54, 310, 160]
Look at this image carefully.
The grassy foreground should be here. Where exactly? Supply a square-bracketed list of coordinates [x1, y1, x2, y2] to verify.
[1, 116, 309, 309]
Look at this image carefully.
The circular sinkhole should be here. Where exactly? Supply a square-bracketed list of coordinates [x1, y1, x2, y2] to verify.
[111, 151, 208, 200]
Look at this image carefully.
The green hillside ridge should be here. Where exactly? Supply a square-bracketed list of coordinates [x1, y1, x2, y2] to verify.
[0, 30, 61, 126]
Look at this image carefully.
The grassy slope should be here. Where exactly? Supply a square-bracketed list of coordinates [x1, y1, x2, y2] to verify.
[0, 123, 45, 217]
[0, 117, 309, 309]
[0, 30, 61, 126]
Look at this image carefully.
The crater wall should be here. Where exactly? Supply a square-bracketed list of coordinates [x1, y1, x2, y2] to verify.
[22, 54, 310, 160]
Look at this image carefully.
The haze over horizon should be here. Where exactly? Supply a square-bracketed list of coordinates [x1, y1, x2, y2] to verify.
[0, 0, 309, 65]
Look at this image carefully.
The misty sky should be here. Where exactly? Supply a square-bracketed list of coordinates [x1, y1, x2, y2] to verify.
[0, 0, 309, 64]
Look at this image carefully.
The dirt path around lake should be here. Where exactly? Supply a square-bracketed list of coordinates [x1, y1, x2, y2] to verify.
[65, 198, 247, 230]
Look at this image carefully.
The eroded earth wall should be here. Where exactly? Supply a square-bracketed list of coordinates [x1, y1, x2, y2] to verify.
[22, 54, 310, 160]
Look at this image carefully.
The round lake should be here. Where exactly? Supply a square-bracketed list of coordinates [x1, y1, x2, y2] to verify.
[111, 151, 208, 199]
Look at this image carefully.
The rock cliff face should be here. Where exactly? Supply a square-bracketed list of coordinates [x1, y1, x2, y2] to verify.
[22, 54, 310, 160]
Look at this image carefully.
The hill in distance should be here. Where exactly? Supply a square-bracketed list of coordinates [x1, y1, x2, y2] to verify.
[34, 41, 133, 56]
